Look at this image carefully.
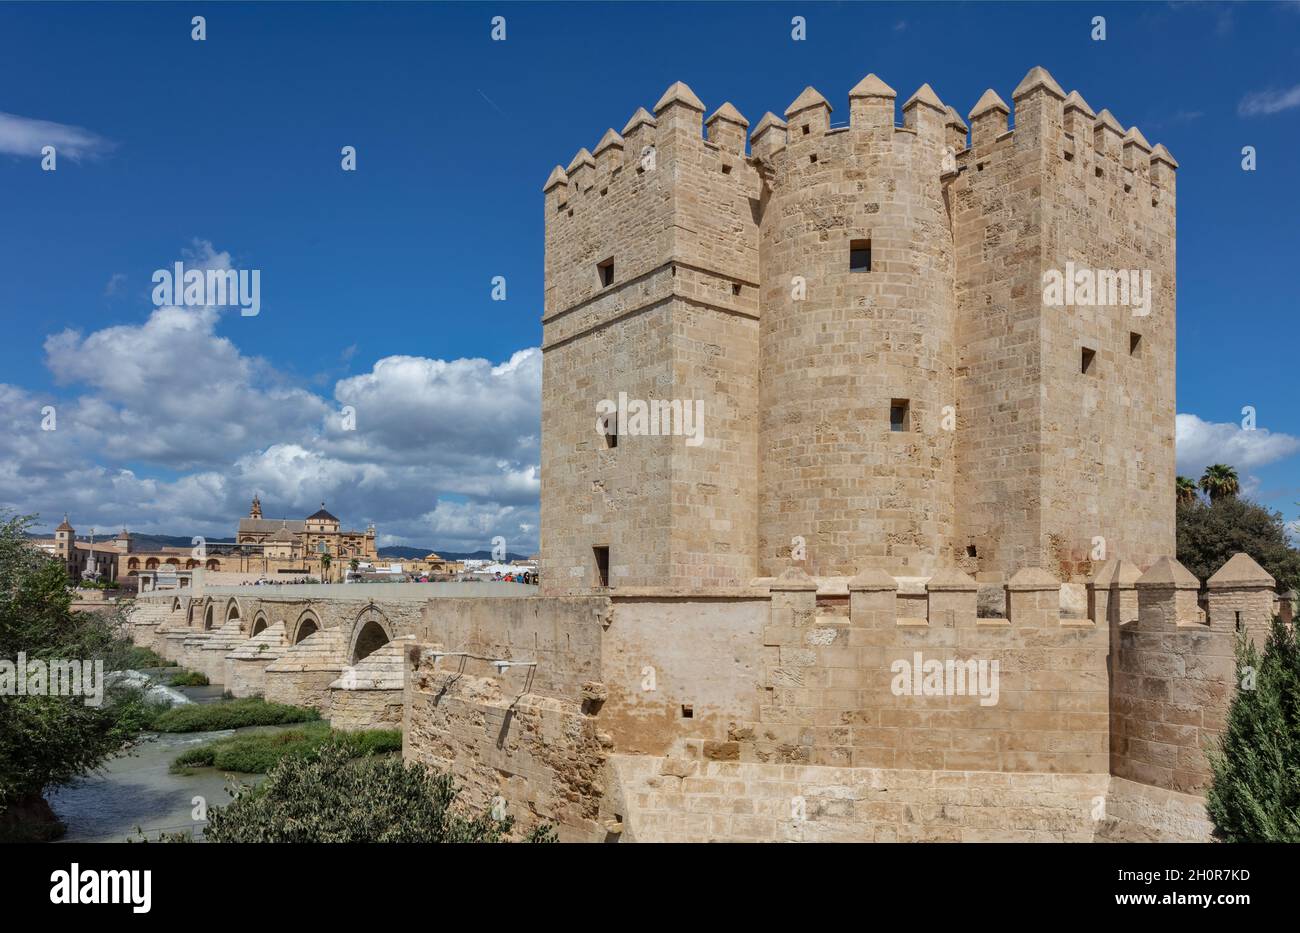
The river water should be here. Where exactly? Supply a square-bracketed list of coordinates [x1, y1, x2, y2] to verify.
[47, 679, 265, 842]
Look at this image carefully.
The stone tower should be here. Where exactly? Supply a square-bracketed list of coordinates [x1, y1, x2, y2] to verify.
[540, 67, 1177, 593]
[54, 514, 74, 566]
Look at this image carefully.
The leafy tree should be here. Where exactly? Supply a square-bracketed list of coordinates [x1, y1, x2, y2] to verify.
[0, 513, 148, 840]
[1207, 617, 1300, 841]
[1176, 475, 1199, 506]
[1199, 463, 1241, 504]
[205, 743, 556, 842]
[1177, 496, 1300, 594]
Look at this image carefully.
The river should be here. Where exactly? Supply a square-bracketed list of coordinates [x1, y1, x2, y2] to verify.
[47, 679, 265, 842]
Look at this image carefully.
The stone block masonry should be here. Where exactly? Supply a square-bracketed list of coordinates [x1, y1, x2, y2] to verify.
[541, 67, 1178, 592]
[125, 550, 1262, 841]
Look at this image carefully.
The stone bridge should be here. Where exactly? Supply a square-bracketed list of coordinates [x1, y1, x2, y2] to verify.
[126, 582, 531, 731]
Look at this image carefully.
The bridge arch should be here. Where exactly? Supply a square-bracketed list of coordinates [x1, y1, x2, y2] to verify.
[348, 605, 394, 664]
[250, 610, 269, 637]
[225, 598, 242, 625]
[202, 601, 216, 631]
[291, 610, 321, 645]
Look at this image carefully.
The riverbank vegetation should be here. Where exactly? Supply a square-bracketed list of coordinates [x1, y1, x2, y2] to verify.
[205, 744, 556, 842]
[170, 722, 400, 774]
[0, 513, 157, 841]
[168, 670, 210, 687]
[150, 696, 319, 733]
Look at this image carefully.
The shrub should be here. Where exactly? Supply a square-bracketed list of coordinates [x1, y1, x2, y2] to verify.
[1207, 617, 1300, 841]
[116, 645, 170, 670]
[205, 744, 556, 843]
[168, 671, 209, 687]
[170, 723, 401, 774]
[0, 513, 157, 840]
[1178, 497, 1300, 593]
[150, 697, 319, 733]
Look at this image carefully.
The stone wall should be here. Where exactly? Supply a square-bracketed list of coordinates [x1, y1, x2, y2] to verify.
[540, 83, 761, 593]
[403, 658, 609, 842]
[331, 688, 404, 732]
[745, 567, 1109, 772]
[1111, 555, 1274, 794]
[609, 755, 1109, 842]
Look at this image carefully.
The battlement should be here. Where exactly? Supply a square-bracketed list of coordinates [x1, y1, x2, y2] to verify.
[541, 66, 1180, 596]
[746, 553, 1271, 788]
[544, 68, 1177, 223]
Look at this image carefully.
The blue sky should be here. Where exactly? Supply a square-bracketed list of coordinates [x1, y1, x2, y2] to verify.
[2, 1, 1299, 550]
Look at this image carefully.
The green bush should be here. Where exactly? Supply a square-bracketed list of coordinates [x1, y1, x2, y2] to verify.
[0, 513, 160, 840]
[150, 697, 319, 733]
[170, 723, 401, 774]
[168, 671, 209, 687]
[1178, 497, 1300, 594]
[1207, 617, 1300, 841]
[205, 743, 557, 843]
[116, 645, 169, 670]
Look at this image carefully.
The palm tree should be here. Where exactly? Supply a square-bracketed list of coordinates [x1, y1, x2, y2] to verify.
[320, 553, 332, 582]
[1199, 464, 1241, 504]
[1176, 475, 1199, 506]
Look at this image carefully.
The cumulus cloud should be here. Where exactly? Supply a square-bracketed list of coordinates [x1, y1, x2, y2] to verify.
[0, 111, 114, 161]
[1176, 412, 1300, 479]
[1, 243, 543, 552]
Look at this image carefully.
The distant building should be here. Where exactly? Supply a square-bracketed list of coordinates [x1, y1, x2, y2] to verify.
[39, 498, 380, 586]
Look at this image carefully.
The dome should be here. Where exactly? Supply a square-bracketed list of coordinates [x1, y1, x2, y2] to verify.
[306, 503, 339, 523]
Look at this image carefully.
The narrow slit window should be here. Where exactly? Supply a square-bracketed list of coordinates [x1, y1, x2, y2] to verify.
[593, 546, 610, 588]
[890, 398, 909, 433]
[601, 413, 618, 448]
[1129, 332, 1142, 356]
[1081, 347, 1096, 374]
[597, 257, 614, 288]
[850, 239, 872, 273]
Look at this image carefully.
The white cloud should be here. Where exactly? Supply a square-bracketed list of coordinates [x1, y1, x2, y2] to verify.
[1238, 84, 1300, 117]
[0, 111, 113, 160]
[1, 243, 543, 553]
[1175, 412, 1300, 478]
